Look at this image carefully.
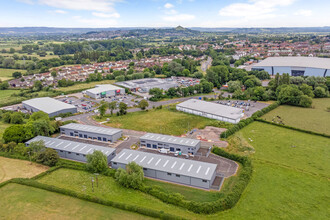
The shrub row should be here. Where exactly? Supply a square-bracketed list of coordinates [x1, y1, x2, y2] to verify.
[138, 147, 253, 214]
[255, 118, 330, 138]
[10, 178, 183, 220]
[220, 101, 280, 138]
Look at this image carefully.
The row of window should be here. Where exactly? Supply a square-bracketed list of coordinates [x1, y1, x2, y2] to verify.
[144, 143, 182, 152]
[59, 150, 86, 157]
[68, 132, 111, 142]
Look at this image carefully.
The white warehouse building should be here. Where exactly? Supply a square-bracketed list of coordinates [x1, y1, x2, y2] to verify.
[111, 149, 218, 189]
[176, 99, 244, 124]
[84, 84, 125, 99]
[252, 57, 330, 77]
[22, 97, 77, 118]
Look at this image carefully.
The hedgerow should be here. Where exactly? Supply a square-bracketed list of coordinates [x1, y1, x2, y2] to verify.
[220, 101, 280, 138]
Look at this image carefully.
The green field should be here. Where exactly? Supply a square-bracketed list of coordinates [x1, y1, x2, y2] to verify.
[144, 178, 221, 202]
[57, 80, 116, 93]
[262, 98, 330, 135]
[0, 68, 27, 81]
[0, 121, 10, 140]
[101, 108, 217, 135]
[0, 184, 152, 220]
[239, 122, 330, 177]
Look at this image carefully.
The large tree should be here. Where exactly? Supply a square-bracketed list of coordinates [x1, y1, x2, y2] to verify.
[86, 150, 108, 173]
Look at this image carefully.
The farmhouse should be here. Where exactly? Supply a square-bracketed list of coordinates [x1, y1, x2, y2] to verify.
[84, 84, 125, 99]
[140, 133, 201, 155]
[252, 57, 330, 77]
[115, 78, 178, 92]
[25, 136, 116, 163]
[176, 99, 244, 124]
[111, 149, 218, 189]
[60, 123, 122, 143]
[22, 97, 77, 118]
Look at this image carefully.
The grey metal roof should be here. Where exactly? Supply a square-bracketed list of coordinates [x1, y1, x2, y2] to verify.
[26, 136, 115, 156]
[177, 99, 243, 120]
[112, 149, 217, 180]
[140, 133, 200, 147]
[22, 97, 76, 114]
[60, 123, 122, 136]
[253, 57, 330, 69]
[85, 84, 123, 95]
[115, 78, 178, 89]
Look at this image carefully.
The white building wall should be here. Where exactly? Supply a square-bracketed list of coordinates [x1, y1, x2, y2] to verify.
[273, 66, 291, 75]
[304, 68, 326, 77]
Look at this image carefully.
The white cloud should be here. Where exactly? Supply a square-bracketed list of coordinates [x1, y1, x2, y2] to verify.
[17, 0, 34, 4]
[164, 3, 174, 9]
[54, 10, 67, 14]
[92, 12, 120, 18]
[294, 9, 312, 17]
[163, 14, 195, 22]
[219, 0, 296, 19]
[39, 0, 121, 12]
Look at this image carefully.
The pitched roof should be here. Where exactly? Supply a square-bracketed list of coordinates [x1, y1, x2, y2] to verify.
[60, 123, 122, 136]
[22, 97, 76, 114]
[140, 133, 200, 147]
[253, 57, 330, 69]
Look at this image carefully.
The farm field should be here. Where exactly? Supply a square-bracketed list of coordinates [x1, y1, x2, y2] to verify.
[262, 98, 330, 135]
[239, 122, 330, 177]
[101, 108, 217, 135]
[0, 184, 151, 220]
[0, 89, 25, 107]
[0, 121, 10, 140]
[144, 178, 221, 202]
[57, 80, 116, 93]
[0, 52, 60, 60]
[0, 156, 48, 183]
[0, 68, 27, 81]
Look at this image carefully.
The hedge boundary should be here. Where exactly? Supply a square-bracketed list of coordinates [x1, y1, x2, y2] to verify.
[0, 177, 183, 220]
[220, 101, 280, 138]
[136, 147, 253, 214]
[255, 118, 330, 138]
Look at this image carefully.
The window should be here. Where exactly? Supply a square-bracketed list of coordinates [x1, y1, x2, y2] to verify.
[103, 137, 107, 142]
[68, 152, 71, 154]
[98, 137, 101, 141]
[170, 147, 175, 152]
[93, 137, 97, 140]
[83, 154, 86, 157]
[141, 141, 145, 143]
[70, 132, 74, 136]
[291, 70, 305, 76]
[158, 143, 163, 146]
[74, 131, 78, 133]
[202, 180, 207, 183]
[176, 148, 181, 151]
[176, 174, 180, 177]
[167, 173, 172, 176]
[153, 144, 157, 149]
[84, 135, 87, 138]
[147, 144, 151, 148]
[60, 150, 63, 152]
[143, 168, 147, 171]
[76, 153, 79, 156]
[79, 134, 83, 138]
[113, 162, 117, 165]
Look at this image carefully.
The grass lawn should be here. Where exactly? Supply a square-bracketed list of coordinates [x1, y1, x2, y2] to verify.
[144, 178, 221, 202]
[0, 156, 48, 183]
[57, 80, 115, 93]
[239, 122, 330, 177]
[37, 168, 202, 219]
[0, 68, 27, 81]
[214, 161, 330, 220]
[100, 108, 217, 136]
[0, 121, 10, 140]
[262, 98, 330, 135]
[0, 90, 25, 106]
[0, 183, 152, 220]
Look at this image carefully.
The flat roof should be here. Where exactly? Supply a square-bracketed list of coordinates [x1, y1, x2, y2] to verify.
[112, 149, 217, 180]
[253, 57, 330, 69]
[177, 99, 243, 120]
[85, 84, 123, 95]
[140, 133, 200, 147]
[26, 136, 115, 156]
[60, 123, 122, 136]
[22, 97, 76, 114]
[115, 78, 178, 89]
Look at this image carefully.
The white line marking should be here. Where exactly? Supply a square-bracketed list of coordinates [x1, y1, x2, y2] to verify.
[179, 163, 185, 170]
[155, 159, 161, 166]
[196, 165, 201, 173]
[188, 164, 193, 172]
[205, 167, 210, 175]
[126, 153, 132, 160]
[148, 158, 154, 164]
[140, 156, 147, 163]
[163, 160, 169, 167]
[171, 161, 177, 169]
[118, 152, 126, 159]
[133, 155, 139, 161]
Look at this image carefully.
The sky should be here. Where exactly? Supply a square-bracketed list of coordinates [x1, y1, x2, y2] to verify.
[0, 0, 329, 28]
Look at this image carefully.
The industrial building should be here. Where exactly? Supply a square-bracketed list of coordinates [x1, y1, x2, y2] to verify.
[22, 97, 77, 118]
[115, 78, 178, 92]
[84, 84, 125, 99]
[140, 133, 201, 155]
[252, 57, 330, 77]
[25, 136, 116, 163]
[60, 123, 122, 143]
[176, 99, 244, 124]
[111, 149, 217, 189]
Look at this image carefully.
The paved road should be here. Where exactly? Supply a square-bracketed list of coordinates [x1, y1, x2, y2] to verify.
[201, 56, 213, 72]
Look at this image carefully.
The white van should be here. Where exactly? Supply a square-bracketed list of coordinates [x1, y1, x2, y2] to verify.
[159, 148, 169, 154]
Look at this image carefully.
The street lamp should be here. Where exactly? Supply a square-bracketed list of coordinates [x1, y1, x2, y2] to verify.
[91, 177, 95, 192]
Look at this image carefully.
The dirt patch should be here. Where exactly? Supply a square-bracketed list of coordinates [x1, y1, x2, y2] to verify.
[0, 156, 48, 183]
[191, 126, 227, 142]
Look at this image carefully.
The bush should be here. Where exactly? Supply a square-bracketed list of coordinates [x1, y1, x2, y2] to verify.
[115, 162, 144, 189]
[314, 86, 328, 98]
[35, 148, 59, 166]
[86, 150, 108, 173]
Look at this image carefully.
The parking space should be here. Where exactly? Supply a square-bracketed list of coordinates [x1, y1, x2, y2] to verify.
[57, 96, 97, 113]
[101, 94, 143, 108]
[213, 99, 269, 117]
